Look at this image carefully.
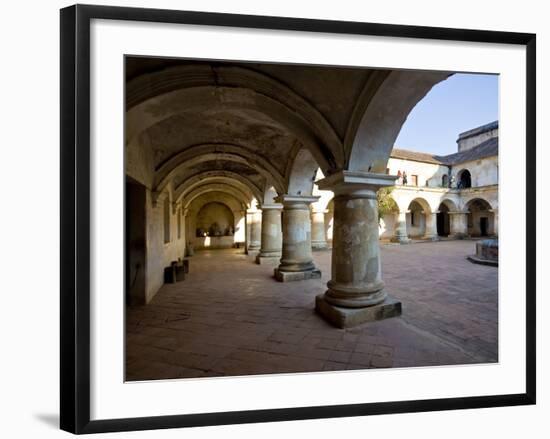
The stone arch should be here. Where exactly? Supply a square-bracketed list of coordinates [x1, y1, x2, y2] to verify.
[187, 192, 247, 249]
[463, 197, 493, 212]
[196, 202, 235, 235]
[182, 184, 250, 210]
[457, 168, 472, 189]
[406, 198, 431, 239]
[286, 148, 320, 196]
[439, 198, 458, 212]
[126, 65, 343, 173]
[407, 197, 432, 214]
[177, 177, 256, 206]
[173, 171, 263, 205]
[154, 144, 286, 195]
[436, 199, 457, 237]
[345, 70, 450, 173]
[463, 197, 495, 237]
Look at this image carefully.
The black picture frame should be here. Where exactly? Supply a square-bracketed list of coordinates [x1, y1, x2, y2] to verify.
[60, 4, 536, 434]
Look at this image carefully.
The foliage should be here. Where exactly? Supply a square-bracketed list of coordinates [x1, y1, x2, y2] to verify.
[377, 187, 398, 222]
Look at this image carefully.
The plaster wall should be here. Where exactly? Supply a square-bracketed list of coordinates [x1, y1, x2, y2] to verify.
[451, 156, 498, 188]
[457, 127, 498, 152]
[387, 157, 448, 188]
[145, 190, 186, 303]
[186, 192, 246, 249]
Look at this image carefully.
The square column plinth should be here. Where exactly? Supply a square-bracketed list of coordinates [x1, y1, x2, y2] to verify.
[315, 294, 402, 328]
[256, 255, 280, 265]
[274, 268, 322, 282]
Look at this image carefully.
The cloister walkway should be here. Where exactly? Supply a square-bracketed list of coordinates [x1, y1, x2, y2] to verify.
[126, 240, 498, 381]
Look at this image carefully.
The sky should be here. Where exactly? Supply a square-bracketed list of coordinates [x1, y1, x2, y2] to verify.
[394, 73, 499, 156]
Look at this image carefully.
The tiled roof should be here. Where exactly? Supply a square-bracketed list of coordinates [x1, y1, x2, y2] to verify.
[436, 137, 498, 165]
[390, 148, 444, 164]
[391, 137, 498, 166]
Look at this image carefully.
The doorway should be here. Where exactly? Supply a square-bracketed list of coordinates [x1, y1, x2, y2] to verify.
[126, 176, 147, 305]
[436, 203, 451, 236]
[480, 217, 489, 237]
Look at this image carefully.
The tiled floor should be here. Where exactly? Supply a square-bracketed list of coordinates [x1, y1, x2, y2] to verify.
[126, 240, 498, 381]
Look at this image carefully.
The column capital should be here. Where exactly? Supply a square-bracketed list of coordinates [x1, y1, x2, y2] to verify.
[259, 203, 283, 211]
[316, 170, 397, 197]
[449, 211, 468, 216]
[274, 194, 319, 206]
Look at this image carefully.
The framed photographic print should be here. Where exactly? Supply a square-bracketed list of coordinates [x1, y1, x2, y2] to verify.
[60, 4, 536, 434]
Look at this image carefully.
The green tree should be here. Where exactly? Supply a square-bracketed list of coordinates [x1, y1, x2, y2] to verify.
[377, 187, 398, 222]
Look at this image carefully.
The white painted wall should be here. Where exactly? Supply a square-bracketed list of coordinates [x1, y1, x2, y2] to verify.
[387, 157, 449, 188]
[458, 127, 498, 152]
[451, 156, 499, 188]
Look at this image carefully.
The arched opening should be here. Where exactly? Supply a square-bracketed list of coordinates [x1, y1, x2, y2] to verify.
[125, 176, 147, 306]
[123, 54, 500, 382]
[465, 198, 494, 237]
[457, 169, 472, 189]
[193, 201, 237, 249]
[437, 203, 451, 237]
[406, 199, 429, 239]
[442, 174, 449, 188]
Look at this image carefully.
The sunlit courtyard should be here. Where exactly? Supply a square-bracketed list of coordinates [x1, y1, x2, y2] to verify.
[126, 239, 497, 381]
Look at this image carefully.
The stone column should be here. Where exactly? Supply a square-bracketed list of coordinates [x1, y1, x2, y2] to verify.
[423, 211, 439, 241]
[449, 211, 468, 239]
[489, 208, 498, 237]
[256, 204, 283, 265]
[274, 195, 321, 282]
[314, 171, 402, 328]
[311, 209, 329, 250]
[246, 209, 261, 253]
[391, 210, 411, 244]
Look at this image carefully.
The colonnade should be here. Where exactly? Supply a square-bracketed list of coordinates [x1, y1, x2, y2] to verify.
[243, 171, 402, 328]
[390, 208, 497, 242]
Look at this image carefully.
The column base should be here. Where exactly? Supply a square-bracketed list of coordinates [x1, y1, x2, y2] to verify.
[256, 254, 281, 265]
[422, 235, 440, 241]
[450, 233, 467, 240]
[390, 236, 411, 244]
[274, 268, 322, 282]
[312, 242, 329, 251]
[315, 294, 402, 328]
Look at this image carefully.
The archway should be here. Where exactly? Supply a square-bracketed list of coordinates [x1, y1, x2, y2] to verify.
[406, 199, 430, 239]
[457, 169, 472, 189]
[465, 198, 494, 237]
[437, 203, 451, 237]
[125, 176, 147, 305]
[193, 201, 237, 249]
